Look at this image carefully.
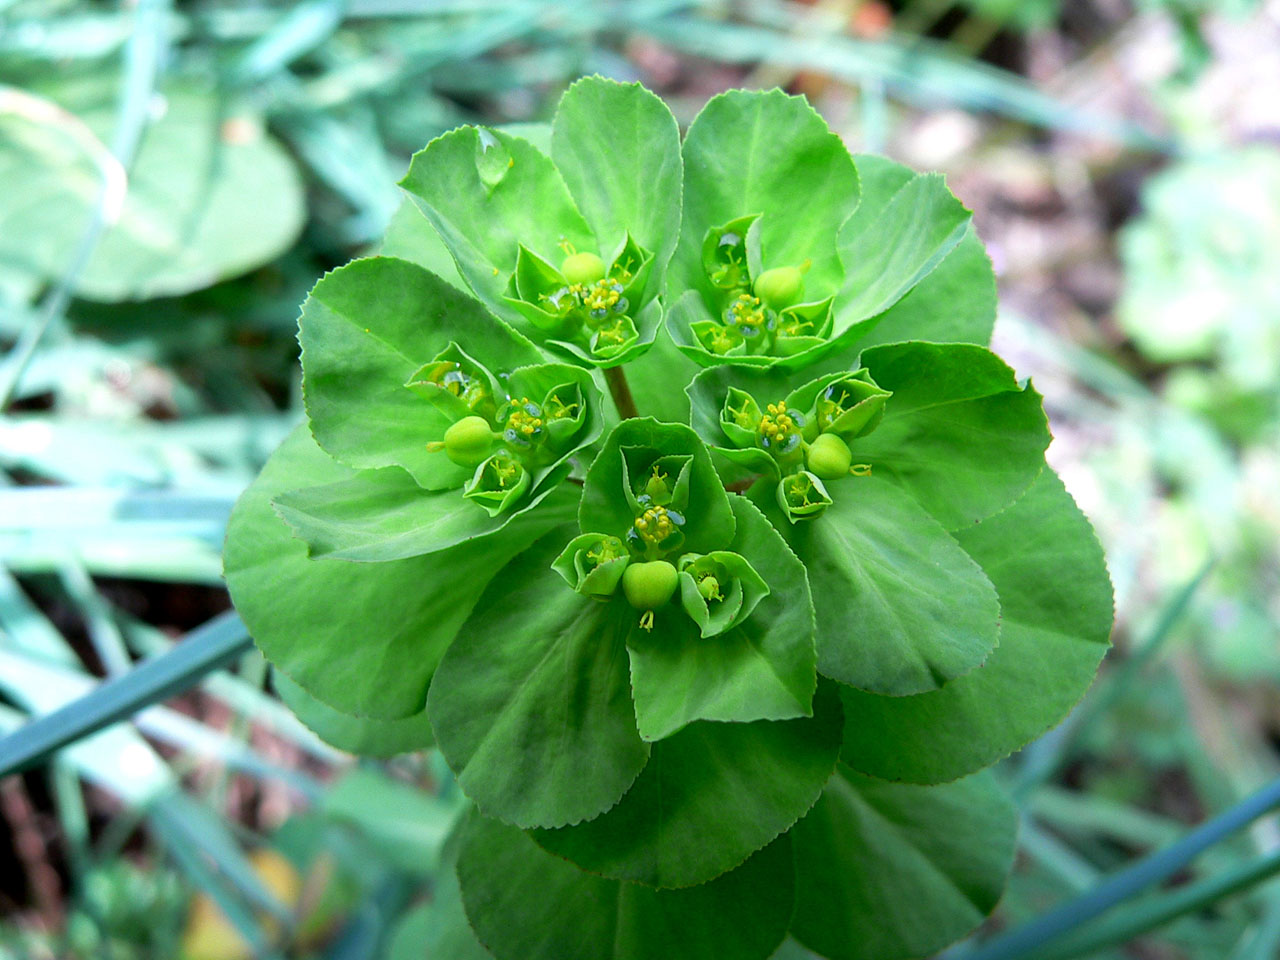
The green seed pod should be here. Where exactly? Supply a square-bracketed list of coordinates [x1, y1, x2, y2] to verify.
[753, 266, 805, 309]
[622, 560, 679, 611]
[697, 574, 722, 602]
[561, 251, 606, 285]
[443, 415, 495, 467]
[806, 432, 853, 480]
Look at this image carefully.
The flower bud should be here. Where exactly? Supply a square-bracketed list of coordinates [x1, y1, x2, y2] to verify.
[622, 560, 679, 612]
[561, 251, 606, 285]
[806, 433, 853, 481]
[753, 266, 805, 309]
[443, 415, 495, 467]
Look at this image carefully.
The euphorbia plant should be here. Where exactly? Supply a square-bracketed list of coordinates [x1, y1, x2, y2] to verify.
[224, 77, 1113, 960]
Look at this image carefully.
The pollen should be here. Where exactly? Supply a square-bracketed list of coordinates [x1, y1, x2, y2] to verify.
[759, 401, 802, 454]
[504, 397, 544, 444]
[583, 279, 629, 319]
[633, 505, 677, 546]
[724, 293, 770, 338]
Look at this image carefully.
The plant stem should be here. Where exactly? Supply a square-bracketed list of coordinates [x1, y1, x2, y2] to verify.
[605, 365, 639, 420]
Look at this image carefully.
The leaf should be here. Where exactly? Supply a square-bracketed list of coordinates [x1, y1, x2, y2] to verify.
[223, 426, 551, 720]
[852, 341, 1050, 529]
[778, 476, 1000, 695]
[531, 683, 842, 889]
[426, 532, 650, 829]
[853, 227, 996, 348]
[672, 88, 859, 304]
[376, 199, 466, 291]
[789, 766, 1017, 960]
[299, 256, 542, 488]
[0, 86, 304, 301]
[399, 126, 594, 319]
[626, 496, 816, 739]
[271, 462, 576, 562]
[551, 76, 682, 302]
[273, 672, 433, 758]
[839, 468, 1114, 784]
[460, 813, 794, 960]
[579, 418, 735, 557]
[832, 170, 972, 339]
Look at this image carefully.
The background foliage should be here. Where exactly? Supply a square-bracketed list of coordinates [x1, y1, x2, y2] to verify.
[3, 0, 1280, 958]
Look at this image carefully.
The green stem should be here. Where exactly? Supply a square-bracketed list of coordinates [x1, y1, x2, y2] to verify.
[605, 365, 639, 420]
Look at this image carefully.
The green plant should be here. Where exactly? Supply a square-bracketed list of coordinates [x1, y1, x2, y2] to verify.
[222, 78, 1114, 960]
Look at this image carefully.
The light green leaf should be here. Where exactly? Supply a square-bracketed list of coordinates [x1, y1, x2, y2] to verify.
[626, 496, 816, 739]
[299, 256, 541, 488]
[377, 199, 466, 290]
[223, 426, 550, 721]
[552, 76, 682, 302]
[833, 170, 972, 339]
[427, 532, 650, 829]
[0, 86, 304, 301]
[790, 766, 1017, 960]
[853, 228, 996, 348]
[853, 341, 1050, 529]
[672, 88, 859, 303]
[274, 672, 433, 758]
[839, 468, 1113, 784]
[399, 126, 593, 319]
[531, 683, 841, 889]
[459, 814, 794, 960]
[271, 464, 576, 562]
[777, 476, 1000, 695]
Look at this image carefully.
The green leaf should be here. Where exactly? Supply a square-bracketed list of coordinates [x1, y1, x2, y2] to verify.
[839, 468, 1113, 784]
[832, 170, 972, 340]
[299, 256, 542, 488]
[777, 476, 1000, 695]
[626, 496, 816, 739]
[0, 86, 304, 301]
[459, 814, 794, 960]
[377, 199, 467, 291]
[427, 532, 650, 829]
[853, 228, 996, 348]
[273, 672, 433, 758]
[790, 766, 1017, 960]
[672, 88, 859, 304]
[271, 463, 576, 562]
[223, 426, 551, 720]
[853, 341, 1050, 529]
[399, 126, 593, 322]
[531, 683, 841, 889]
[580, 418, 735, 557]
[551, 76, 682, 302]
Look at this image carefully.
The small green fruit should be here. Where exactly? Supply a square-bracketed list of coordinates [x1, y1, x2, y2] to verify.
[561, 251, 606, 285]
[622, 560, 679, 611]
[753, 266, 805, 309]
[806, 433, 853, 480]
[443, 415, 495, 467]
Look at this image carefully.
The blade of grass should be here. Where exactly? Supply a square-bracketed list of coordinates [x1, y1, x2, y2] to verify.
[0, 610, 252, 778]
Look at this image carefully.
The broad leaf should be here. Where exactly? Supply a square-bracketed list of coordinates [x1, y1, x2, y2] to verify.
[626, 496, 816, 739]
[223, 426, 549, 720]
[775, 477, 1000, 695]
[427, 533, 650, 829]
[377, 199, 466, 290]
[840, 468, 1114, 784]
[833, 171, 972, 340]
[672, 88, 859, 303]
[853, 341, 1050, 529]
[552, 76, 682, 302]
[531, 683, 841, 889]
[459, 814, 793, 960]
[272, 464, 576, 562]
[274, 672, 433, 758]
[299, 256, 541, 487]
[790, 766, 1016, 960]
[399, 126, 593, 318]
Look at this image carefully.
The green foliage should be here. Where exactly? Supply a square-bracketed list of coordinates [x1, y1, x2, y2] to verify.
[221, 78, 1113, 960]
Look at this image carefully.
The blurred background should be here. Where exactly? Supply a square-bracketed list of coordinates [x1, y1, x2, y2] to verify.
[2, 1, 1280, 958]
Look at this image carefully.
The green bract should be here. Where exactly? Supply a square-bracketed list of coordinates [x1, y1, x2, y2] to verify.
[224, 77, 1113, 960]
